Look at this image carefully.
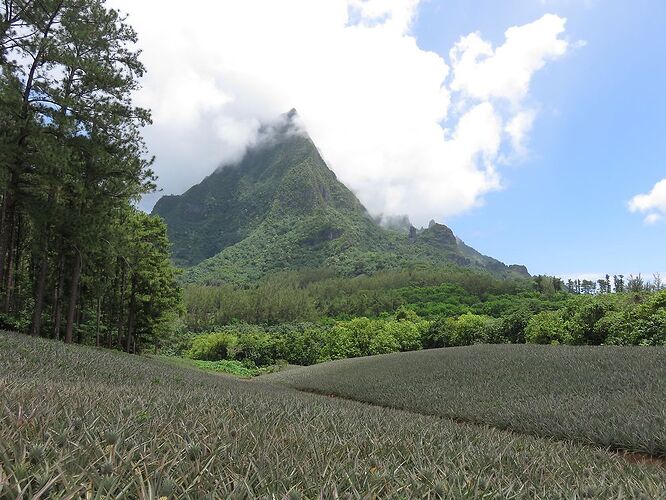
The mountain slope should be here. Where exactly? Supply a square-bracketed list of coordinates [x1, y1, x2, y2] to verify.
[153, 111, 529, 284]
[152, 113, 323, 266]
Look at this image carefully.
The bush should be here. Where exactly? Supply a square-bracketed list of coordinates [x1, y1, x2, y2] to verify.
[424, 314, 497, 348]
[568, 301, 609, 345]
[497, 309, 532, 344]
[186, 332, 238, 361]
[602, 291, 666, 346]
[324, 324, 360, 360]
[235, 331, 280, 367]
[634, 310, 666, 346]
[394, 306, 419, 322]
[596, 311, 632, 345]
[423, 317, 456, 348]
[333, 318, 377, 358]
[384, 320, 424, 351]
[368, 328, 401, 355]
[525, 311, 570, 345]
[281, 326, 327, 365]
[451, 313, 494, 346]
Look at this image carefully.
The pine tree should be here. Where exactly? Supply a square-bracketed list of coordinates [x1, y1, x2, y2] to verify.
[0, 0, 180, 349]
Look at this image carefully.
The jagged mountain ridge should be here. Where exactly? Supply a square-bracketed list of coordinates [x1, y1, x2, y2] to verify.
[152, 111, 529, 284]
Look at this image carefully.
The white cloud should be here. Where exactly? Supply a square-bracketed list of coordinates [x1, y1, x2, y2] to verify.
[645, 213, 662, 225]
[506, 109, 537, 155]
[449, 14, 568, 103]
[347, 0, 420, 32]
[629, 179, 666, 224]
[108, 0, 569, 226]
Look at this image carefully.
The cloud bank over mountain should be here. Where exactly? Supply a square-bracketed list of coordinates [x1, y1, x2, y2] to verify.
[110, 0, 570, 226]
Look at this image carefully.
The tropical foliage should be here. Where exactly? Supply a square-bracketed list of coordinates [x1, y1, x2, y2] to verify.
[179, 268, 666, 372]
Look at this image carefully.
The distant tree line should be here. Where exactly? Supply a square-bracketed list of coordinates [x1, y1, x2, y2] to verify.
[178, 288, 666, 370]
[183, 269, 666, 331]
[176, 267, 665, 370]
[183, 266, 534, 330]
[0, 0, 181, 351]
[533, 273, 665, 295]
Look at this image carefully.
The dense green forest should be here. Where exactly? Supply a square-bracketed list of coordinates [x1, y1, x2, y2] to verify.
[0, 0, 181, 351]
[177, 268, 666, 373]
[2, 2, 665, 498]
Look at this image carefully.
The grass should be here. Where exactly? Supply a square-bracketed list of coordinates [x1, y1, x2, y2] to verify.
[266, 344, 666, 456]
[1, 332, 665, 498]
[151, 355, 259, 377]
[152, 355, 292, 378]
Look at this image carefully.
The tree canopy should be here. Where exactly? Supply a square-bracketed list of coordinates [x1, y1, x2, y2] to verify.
[0, 0, 181, 351]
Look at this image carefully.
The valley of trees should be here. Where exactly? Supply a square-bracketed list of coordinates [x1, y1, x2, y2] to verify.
[177, 268, 666, 371]
[0, 0, 181, 351]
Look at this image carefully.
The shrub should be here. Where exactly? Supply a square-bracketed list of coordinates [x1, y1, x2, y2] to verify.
[497, 309, 532, 344]
[596, 311, 633, 345]
[394, 306, 419, 322]
[634, 310, 666, 346]
[451, 313, 494, 346]
[335, 318, 377, 357]
[282, 326, 326, 365]
[324, 324, 360, 360]
[384, 320, 423, 351]
[423, 317, 456, 348]
[524, 311, 570, 344]
[186, 332, 238, 361]
[368, 328, 400, 355]
[568, 301, 609, 345]
[235, 331, 280, 366]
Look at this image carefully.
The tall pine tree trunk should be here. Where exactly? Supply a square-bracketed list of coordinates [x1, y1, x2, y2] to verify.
[126, 279, 136, 353]
[52, 252, 64, 339]
[76, 292, 84, 344]
[64, 250, 82, 344]
[1, 3, 63, 314]
[116, 259, 126, 350]
[0, 198, 17, 313]
[3, 217, 17, 314]
[0, 188, 16, 308]
[96, 296, 101, 347]
[30, 236, 49, 336]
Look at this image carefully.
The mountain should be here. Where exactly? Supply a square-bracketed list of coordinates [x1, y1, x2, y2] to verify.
[152, 111, 529, 284]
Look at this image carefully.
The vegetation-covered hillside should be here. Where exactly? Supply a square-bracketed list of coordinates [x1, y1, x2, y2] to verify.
[153, 112, 529, 285]
[3, 332, 666, 498]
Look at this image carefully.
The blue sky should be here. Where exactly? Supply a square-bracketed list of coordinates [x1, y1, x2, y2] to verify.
[414, 0, 666, 277]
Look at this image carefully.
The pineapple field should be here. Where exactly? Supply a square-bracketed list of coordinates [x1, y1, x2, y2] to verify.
[266, 344, 666, 456]
[1, 331, 665, 498]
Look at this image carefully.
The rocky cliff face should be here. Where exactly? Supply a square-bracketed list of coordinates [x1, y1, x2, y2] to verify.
[420, 223, 457, 247]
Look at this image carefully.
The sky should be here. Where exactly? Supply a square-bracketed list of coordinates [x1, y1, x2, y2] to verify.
[109, 0, 665, 279]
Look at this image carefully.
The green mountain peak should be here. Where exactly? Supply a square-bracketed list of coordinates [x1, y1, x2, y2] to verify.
[152, 113, 529, 284]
